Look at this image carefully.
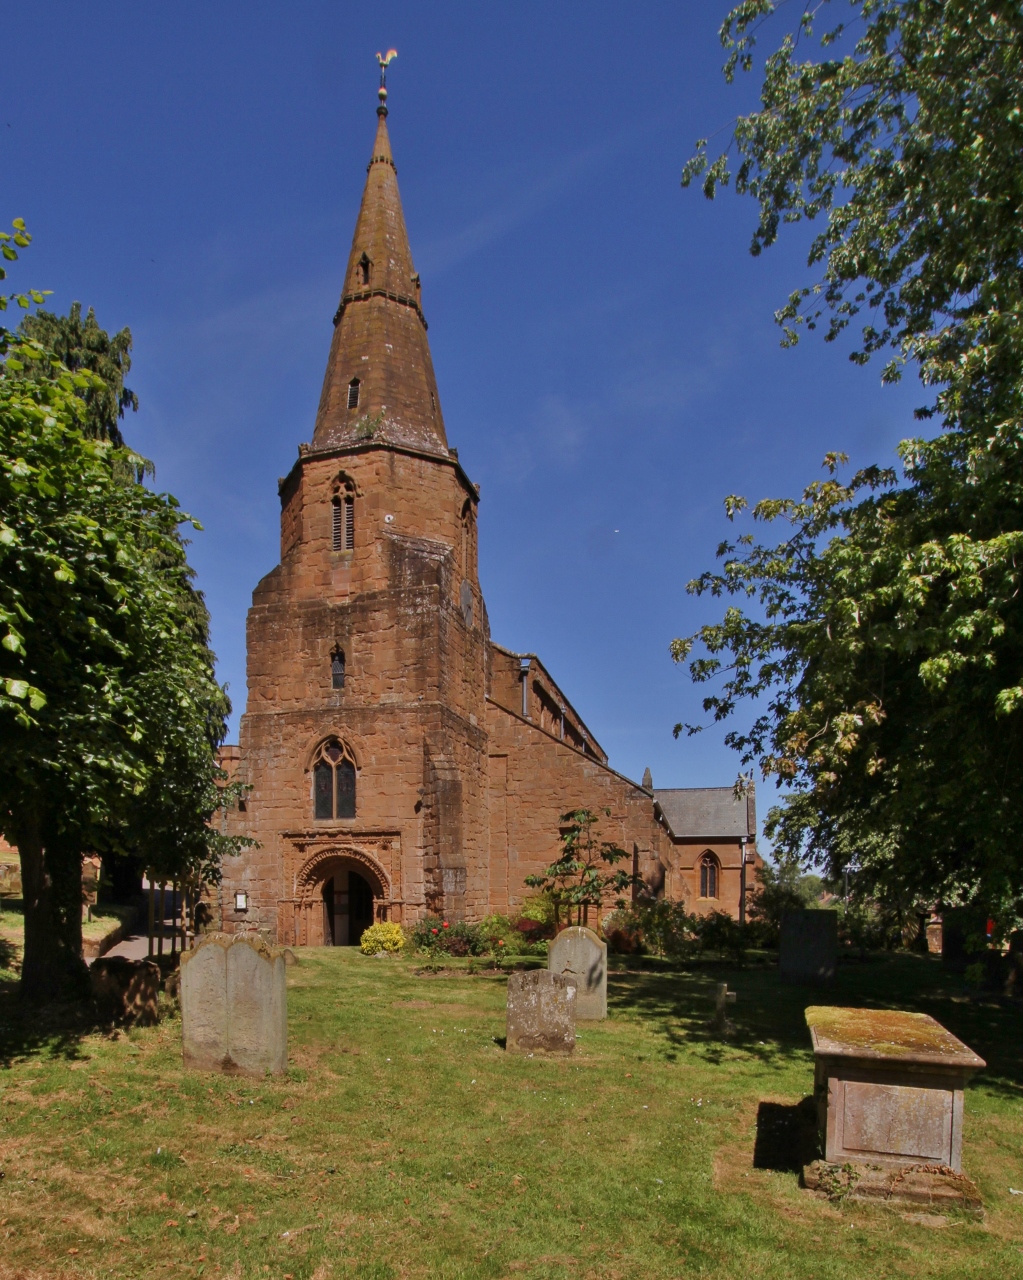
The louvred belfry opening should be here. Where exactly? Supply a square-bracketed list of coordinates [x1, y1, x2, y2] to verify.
[312, 103, 448, 455]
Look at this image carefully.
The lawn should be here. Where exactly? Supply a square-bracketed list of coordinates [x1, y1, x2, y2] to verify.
[0, 947, 1020, 1279]
[0, 900, 135, 960]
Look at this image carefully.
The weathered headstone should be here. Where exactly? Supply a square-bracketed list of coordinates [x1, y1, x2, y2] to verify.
[506, 969, 575, 1054]
[779, 909, 837, 983]
[91, 957, 161, 1026]
[180, 933, 287, 1076]
[548, 925, 607, 1020]
[711, 982, 736, 1036]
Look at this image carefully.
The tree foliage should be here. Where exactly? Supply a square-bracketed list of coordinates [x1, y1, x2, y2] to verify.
[21, 302, 138, 446]
[675, 3, 1023, 923]
[524, 808, 637, 927]
[0, 227, 248, 998]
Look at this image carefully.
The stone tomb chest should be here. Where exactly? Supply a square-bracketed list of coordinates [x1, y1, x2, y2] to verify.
[548, 925, 607, 1020]
[806, 1006, 985, 1171]
[180, 933, 288, 1077]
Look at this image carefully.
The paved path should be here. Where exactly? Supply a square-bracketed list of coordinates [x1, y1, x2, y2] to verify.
[99, 932, 153, 962]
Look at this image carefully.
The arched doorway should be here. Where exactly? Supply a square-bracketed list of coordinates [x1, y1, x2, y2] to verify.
[321, 867, 376, 947]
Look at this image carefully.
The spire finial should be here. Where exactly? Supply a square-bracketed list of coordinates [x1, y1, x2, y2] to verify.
[376, 48, 397, 115]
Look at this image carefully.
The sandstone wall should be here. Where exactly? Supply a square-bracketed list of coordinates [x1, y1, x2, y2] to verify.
[484, 698, 663, 916]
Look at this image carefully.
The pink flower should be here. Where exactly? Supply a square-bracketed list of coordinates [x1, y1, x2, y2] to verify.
[431, 928, 438, 935]
[498, 940, 505, 947]
[442, 922, 450, 929]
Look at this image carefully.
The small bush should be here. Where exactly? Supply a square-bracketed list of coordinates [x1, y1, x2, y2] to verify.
[359, 922, 406, 955]
[407, 916, 487, 956]
[518, 893, 557, 926]
[695, 910, 746, 961]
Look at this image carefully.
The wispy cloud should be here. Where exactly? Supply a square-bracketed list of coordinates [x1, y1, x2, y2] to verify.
[417, 126, 637, 278]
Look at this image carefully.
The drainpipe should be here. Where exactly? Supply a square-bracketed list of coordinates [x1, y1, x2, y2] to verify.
[520, 658, 530, 719]
[559, 706, 566, 740]
[739, 836, 748, 927]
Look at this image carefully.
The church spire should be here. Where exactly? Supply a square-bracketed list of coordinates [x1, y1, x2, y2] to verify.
[312, 62, 448, 453]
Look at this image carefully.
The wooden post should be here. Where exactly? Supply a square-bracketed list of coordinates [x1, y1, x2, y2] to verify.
[147, 876, 155, 958]
[157, 880, 165, 957]
[170, 882, 177, 957]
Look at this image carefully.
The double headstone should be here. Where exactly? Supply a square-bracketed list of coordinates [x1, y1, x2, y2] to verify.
[548, 925, 607, 1020]
[180, 933, 288, 1076]
[506, 970, 576, 1054]
[779, 909, 837, 983]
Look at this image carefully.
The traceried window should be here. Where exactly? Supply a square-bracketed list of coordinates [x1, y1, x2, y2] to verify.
[347, 379, 361, 409]
[332, 496, 355, 551]
[699, 853, 719, 900]
[312, 739, 357, 820]
[331, 649, 346, 690]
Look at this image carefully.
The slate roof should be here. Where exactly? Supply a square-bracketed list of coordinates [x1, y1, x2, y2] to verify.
[653, 786, 756, 840]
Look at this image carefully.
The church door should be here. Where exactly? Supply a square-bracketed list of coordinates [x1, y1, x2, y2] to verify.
[321, 877, 335, 945]
[349, 871, 374, 946]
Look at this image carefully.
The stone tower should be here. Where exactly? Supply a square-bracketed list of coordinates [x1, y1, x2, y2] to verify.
[223, 94, 488, 945]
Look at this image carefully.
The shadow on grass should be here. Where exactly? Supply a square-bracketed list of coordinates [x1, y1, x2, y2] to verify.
[608, 952, 1023, 1093]
[752, 1097, 820, 1172]
[0, 982, 112, 1067]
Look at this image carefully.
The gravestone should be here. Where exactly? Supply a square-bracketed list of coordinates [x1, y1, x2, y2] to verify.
[180, 933, 287, 1076]
[711, 982, 736, 1036]
[548, 925, 607, 1020]
[506, 969, 575, 1054]
[779, 910, 837, 983]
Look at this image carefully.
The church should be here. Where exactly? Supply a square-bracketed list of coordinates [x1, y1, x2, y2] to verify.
[219, 87, 760, 947]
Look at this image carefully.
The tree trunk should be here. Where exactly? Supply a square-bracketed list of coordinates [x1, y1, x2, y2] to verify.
[15, 813, 89, 1003]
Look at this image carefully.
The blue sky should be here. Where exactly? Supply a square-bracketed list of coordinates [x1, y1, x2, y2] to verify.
[4, 3, 921, 824]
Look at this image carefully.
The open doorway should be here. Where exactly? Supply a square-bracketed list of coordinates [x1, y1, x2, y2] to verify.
[320, 865, 376, 946]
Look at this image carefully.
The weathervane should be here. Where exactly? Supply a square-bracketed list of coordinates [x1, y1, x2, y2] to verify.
[376, 48, 397, 113]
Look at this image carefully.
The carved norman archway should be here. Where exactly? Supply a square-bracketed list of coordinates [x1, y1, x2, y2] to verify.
[290, 846, 391, 947]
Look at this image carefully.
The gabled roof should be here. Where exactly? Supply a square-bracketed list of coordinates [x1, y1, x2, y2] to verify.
[653, 785, 756, 840]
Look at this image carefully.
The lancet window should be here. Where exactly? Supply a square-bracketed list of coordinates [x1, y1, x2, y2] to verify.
[347, 378, 361, 409]
[699, 853, 719, 900]
[312, 739, 357, 820]
[331, 648, 346, 690]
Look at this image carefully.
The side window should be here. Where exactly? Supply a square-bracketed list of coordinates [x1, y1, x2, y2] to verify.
[347, 378, 360, 410]
[699, 853, 719, 900]
[311, 739, 357, 820]
[331, 648, 346, 689]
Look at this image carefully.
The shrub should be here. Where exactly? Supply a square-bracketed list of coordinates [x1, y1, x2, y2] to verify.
[407, 916, 487, 956]
[695, 910, 747, 961]
[359, 922, 406, 955]
[602, 902, 700, 959]
[746, 860, 825, 947]
[518, 893, 557, 926]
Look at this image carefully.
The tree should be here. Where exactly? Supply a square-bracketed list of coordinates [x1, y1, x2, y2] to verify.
[674, 4, 1023, 927]
[21, 302, 138, 445]
[1, 227, 247, 999]
[524, 808, 636, 928]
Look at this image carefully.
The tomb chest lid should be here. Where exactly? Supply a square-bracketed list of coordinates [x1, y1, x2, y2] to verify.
[805, 1006, 985, 1070]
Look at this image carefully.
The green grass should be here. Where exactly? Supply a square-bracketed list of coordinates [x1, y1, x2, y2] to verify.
[0, 900, 135, 958]
[0, 948, 1020, 1279]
